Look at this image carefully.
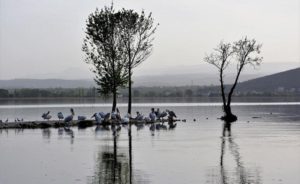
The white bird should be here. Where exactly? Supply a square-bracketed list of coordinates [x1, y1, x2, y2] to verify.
[121, 113, 130, 124]
[111, 111, 117, 119]
[135, 111, 144, 121]
[64, 108, 74, 124]
[42, 111, 52, 120]
[78, 116, 86, 121]
[91, 113, 102, 124]
[149, 112, 156, 122]
[155, 108, 160, 117]
[157, 111, 167, 120]
[149, 108, 157, 122]
[98, 112, 106, 118]
[57, 112, 64, 120]
[166, 109, 177, 119]
[144, 117, 151, 122]
[103, 113, 110, 121]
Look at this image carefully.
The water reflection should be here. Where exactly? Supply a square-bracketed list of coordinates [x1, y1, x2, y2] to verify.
[215, 135, 261, 184]
[65, 127, 74, 144]
[15, 128, 24, 135]
[58, 127, 64, 136]
[128, 125, 133, 184]
[222, 121, 231, 137]
[89, 133, 130, 184]
[135, 123, 144, 131]
[42, 128, 51, 139]
[89, 124, 149, 184]
[95, 125, 110, 133]
[55, 127, 74, 144]
[0, 128, 8, 135]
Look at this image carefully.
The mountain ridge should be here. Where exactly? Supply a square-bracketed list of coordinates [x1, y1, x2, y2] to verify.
[237, 67, 300, 92]
[0, 67, 299, 92]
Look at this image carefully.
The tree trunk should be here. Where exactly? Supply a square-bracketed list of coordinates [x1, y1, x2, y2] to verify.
[112, 91, 117, 112]
[227, 67, 242, 109]
[220, 66, 237, 123]
[224, 105, 232, 116]
[221, 66, 242, 123]
[111, 51, 117, 112]
[219, 68, 227, 111]
[128, 66, 132, 114]
[222, 104, 237, 123]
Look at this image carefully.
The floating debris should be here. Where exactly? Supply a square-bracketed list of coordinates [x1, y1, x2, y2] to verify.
[252, 116, 262, 119]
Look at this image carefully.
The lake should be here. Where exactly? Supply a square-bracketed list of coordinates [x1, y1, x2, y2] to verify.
[0, 98, 300, 184]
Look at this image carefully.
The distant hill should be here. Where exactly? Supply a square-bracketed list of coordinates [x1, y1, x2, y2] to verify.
[0, 74, 260, 89]
[0, 67, 299, 90]
[237, 67, 300, 92]
[133, 73, 260, 86]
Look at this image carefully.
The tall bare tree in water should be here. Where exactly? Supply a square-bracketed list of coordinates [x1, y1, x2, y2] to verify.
[119, 9, 158, 115]
[83, 5, 128, 112]
[204, 37, 262, 122]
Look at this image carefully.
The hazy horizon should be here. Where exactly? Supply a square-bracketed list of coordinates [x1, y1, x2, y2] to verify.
[0, 62, 298, 81]
[0, 0, 299, 80]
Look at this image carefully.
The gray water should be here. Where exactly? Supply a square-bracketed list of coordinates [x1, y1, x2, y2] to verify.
[0, 99, 300, 184]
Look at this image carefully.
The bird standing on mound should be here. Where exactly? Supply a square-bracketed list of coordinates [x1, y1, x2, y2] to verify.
[57, 112, 64, 120]
[42, 111, 52, 121]
[64, 108, 75, 125]
[91, 113, 102, 124]
[166, 109, 177, 119]
[77, 116, 86, 121]
[149, 108, 156, 122]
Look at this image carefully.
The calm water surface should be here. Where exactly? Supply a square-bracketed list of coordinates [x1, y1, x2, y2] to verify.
[0, 100, 299, 184]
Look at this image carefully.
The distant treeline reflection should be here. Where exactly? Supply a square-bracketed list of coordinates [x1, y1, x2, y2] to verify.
[0, 86, 299, 98]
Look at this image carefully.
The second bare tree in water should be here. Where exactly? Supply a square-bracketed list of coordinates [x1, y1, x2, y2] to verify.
[205, 37, 262, 122]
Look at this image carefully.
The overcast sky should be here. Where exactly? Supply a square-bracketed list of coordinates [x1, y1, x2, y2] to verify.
[0, 0, 299, 80]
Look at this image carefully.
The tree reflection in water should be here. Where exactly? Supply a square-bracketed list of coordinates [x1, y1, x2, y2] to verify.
[216, 121, 262, 184]
[89, 125, 147, 184]
[90, 132, 129, 184]
[128, 125, 133, 184]
[42, 128, 51, 139]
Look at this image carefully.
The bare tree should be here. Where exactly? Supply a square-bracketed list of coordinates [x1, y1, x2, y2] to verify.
[82, 5, 128, 112]
[204, 42, 234, 117]
[205, 37, 262, 122]
[119, 9, 158, 114]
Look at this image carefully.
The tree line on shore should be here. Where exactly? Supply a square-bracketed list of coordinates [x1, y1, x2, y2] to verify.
[1, 86, 298, 98]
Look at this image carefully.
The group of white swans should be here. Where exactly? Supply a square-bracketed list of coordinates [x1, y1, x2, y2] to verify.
[41, 108, 177, 125]
[41, 108, 76, 123]
[39, 108, 178, 138]
[89, 108, 177, 124]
